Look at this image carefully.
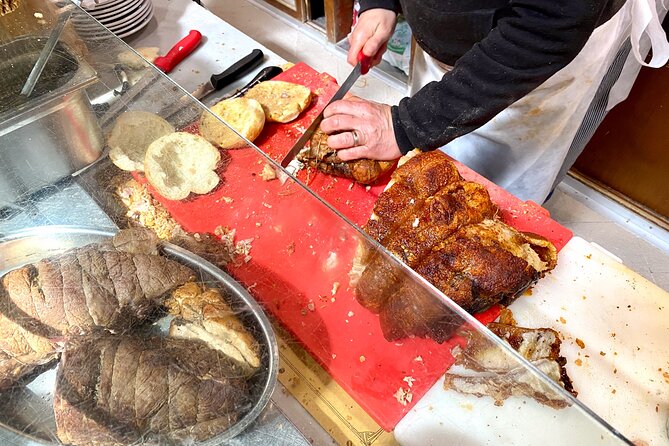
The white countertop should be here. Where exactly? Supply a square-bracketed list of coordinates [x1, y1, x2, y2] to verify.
[124, 0, 287, 104]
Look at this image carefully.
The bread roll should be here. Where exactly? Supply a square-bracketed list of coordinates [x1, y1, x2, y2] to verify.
[108, 111, 175, 172]
[144, 132, 221, 200]
[245, 80, 312, 123]
[199, 97, 265, 149]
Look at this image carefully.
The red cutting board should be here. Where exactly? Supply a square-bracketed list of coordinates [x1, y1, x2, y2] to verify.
[133, 62, 572, 431]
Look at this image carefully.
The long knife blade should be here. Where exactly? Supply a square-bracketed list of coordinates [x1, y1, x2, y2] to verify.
[280, 62, 362, 168]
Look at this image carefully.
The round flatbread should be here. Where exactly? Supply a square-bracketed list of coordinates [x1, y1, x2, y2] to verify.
[199, 97, 265, 149]
[144, 132, 221, 201]
[244, 80, 312, 123]
[108, 111, 175, 172]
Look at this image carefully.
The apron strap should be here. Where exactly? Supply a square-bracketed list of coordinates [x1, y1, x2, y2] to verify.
[630, 0, 669, 67]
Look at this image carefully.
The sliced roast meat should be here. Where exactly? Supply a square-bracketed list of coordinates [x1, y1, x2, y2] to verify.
[54, 335, 250, 445]
[0, 229, 194, 390]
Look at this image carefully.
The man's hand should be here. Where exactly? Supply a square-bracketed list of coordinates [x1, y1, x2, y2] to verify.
[349, 8, 397, 67]
[321, 97, 401, 161]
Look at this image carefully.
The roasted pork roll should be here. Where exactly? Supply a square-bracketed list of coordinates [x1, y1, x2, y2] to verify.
[297, 128, 395, 185]
[352, 151, 557, 342]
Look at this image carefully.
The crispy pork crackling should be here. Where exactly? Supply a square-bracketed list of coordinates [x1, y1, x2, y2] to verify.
[351, 150, 557, 342]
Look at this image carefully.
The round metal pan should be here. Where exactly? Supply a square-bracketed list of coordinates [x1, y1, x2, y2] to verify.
[0, 226, 279, 445]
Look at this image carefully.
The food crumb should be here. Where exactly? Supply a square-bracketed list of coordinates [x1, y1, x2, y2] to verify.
[600, 351, 606, 356]
[255, 222, 262, 227]
[365, 185, 371, 192]
[260, 163, 277, 181]
[331, 297, 336, 303]
[262, 202, 273, 209]
[307, 301, 315, 312]
[359, 355, 366, 363]
[414, 356, 424, 363]
[393, 387, 413, 406]
[611, 389, 616, 394]
[331, 282, 340, 296]
[559, 317, 566, 324]
[220, 196, 233, 203]
[332, 354, 336, 359]
[575, 359, 583, 366]
[403, 376, 416, 388]
[347, 311, 355, 317]
[286, 242, 295, 255]
[575, 338, 585, 349]
[348, 183, 354, 191]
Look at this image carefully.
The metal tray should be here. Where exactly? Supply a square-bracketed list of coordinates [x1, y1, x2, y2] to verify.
[0, 226, 279, 445]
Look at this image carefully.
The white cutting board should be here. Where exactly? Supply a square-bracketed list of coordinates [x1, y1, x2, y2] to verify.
[394, 236, 669, 445]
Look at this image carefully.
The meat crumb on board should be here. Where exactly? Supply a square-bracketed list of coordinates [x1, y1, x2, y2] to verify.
[394, 387, 413, 406]
[331, 281, 340, 296]
[260, 163, 277, 181]
[575, 338, 585, 349]
[214, 226, 254, 264]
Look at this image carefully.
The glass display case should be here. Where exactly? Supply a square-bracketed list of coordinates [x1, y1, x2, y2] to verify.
[0, 1, 640, 445]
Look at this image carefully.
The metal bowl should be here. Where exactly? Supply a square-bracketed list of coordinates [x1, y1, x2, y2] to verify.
[0, 226, 279, 445]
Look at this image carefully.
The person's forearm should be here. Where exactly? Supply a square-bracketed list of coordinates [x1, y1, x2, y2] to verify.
[359, 0, 401, 15]
[392, 0, 607, 154]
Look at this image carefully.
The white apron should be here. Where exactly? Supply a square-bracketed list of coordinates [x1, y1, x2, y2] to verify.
[408, 0, 669, 204]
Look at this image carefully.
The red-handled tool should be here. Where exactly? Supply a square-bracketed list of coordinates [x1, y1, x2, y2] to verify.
[357, 49, 372, 75]
[154, 30, 202, 73]
[279, 50, 372, 170]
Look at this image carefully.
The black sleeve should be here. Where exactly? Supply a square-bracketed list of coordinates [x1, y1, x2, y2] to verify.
[391, 0, 607, 154]
[359, 0, 401, 14]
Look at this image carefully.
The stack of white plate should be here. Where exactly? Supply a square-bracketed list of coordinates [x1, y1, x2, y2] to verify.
[77, 0, 154, 39]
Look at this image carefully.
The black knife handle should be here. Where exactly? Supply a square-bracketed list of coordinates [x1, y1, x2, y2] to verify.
[229, 65, 284, 99]
[210, 49, 264, 90]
